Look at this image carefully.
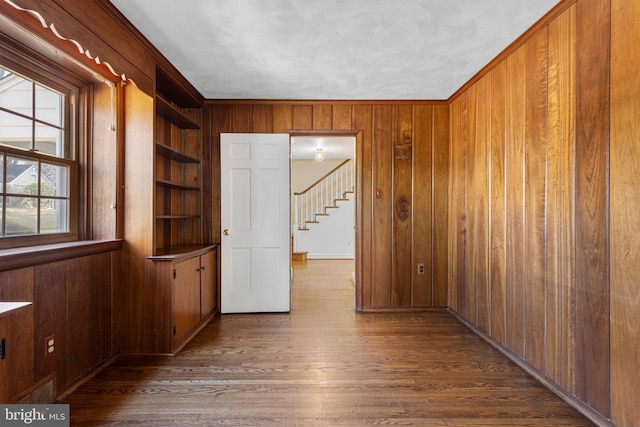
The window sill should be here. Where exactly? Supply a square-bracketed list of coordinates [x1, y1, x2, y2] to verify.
[0, 239, 123, 272]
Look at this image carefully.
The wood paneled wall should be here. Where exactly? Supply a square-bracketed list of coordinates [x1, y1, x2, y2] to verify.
[447, 0, 640, 424]
[0, 249, 119, 399]
[207, 102, 449, 310]
[33, 252, 117, 396]
[610, 0, 640, 426]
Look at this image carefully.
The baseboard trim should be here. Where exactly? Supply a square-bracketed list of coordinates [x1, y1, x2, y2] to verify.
[56, 354, 120, 402]
[448, 309, 614, 427]
[306, 254, 354, 259]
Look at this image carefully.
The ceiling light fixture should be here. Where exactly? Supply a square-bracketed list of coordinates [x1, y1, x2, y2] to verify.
[314, 148, 325, 162]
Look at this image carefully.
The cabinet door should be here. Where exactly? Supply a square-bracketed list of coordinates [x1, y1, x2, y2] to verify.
[200, 250, 217, 318]
[173, 257, 201, 346]
[0, 305, 34, 403]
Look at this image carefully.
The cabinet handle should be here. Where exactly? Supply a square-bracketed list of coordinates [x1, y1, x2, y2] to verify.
[223, 229, 230, 235]
[200, 266, 205, 270]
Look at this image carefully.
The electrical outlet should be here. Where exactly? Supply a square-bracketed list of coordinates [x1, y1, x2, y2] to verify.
[418, 263, 425, 275]
[45, 335, 55, 357]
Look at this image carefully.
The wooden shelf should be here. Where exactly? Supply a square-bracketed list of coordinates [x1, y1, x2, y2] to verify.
[156, 96, 199, 129]
[156, 179, 200, 191]
[156, 69, 202, 108]
[123, 69, 211, 355]
[156, 215, 201, 220]
[156, 143, 200, 163]
[148, 244, 217, 261]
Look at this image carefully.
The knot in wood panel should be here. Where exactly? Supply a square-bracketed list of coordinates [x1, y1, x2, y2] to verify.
[396, 197, 411, 221]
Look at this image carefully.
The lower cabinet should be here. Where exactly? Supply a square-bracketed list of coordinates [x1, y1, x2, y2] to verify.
[199, 250, 217, 320]
[0, 303, 34, 403]
[150, 246, 217, 354]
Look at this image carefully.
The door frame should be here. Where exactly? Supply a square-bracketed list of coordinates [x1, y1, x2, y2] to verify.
[288, 129, 363, 311]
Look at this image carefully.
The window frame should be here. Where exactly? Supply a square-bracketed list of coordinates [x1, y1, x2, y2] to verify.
[0, 48, 84, 250]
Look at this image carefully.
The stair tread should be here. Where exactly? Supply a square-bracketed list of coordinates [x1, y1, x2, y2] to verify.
[298, 227, 309, 231]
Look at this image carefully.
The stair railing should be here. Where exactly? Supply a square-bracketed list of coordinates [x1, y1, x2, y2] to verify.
[293, 159, 354, 230]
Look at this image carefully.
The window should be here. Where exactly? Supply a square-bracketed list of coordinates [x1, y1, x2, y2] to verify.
[0, 63, 78, 247]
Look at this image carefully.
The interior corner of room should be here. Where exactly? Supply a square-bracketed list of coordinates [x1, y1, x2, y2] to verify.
[0, 1, 637, 426]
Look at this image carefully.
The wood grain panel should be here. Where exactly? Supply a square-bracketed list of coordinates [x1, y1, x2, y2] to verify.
[111, 251, 124, 354]
[474, 75, 490, 333]
[34, 261, 67, 389]
[146, 261, 173, 353]
[412, 105, 433, 306]
[332, 105, 353, 130]
[201, 104, 213, 246]
[490, 62, 507, 346]
[123, 84, 154, 254]
[353, 105, 373, 309]
[272, 104, 293, 133]
[610, 0, 640, 424]
[371, 105, 393, 307]
[312, 104, 332, 130]
[91, 84, 118, 240]
[173, 257, 202, 346]
[447, 98, 459, 312]
[505, 45, 526, 358]
[66, 257, 91, 385]
[232, 104, 252, 132]
[574, 0, 610, 414]
[392, 105, 413, 306]
[456, 94, 468, 316]
[210, 104, 232, 244]
[448, 96, 466, 314]
[89, 252, 113, 368]
[465, 85, 477, 324]
[432, 105, 449, 307]
[0, 268, 34, 301]
[524, 29, 549, 374]
[252, 104, 273, 133]
[292, 105, 313, 130]
[546, 4, 576, 393]
[200, 250, 217, 317]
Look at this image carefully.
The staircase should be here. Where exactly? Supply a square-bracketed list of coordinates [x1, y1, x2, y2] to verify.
[293, 159, 354, 232]
[292, 159, 355, 259]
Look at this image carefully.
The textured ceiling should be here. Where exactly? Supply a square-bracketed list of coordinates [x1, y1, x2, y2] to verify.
[111, 0, 560, 100]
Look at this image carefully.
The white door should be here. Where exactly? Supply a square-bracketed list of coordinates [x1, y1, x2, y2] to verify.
[221, 133, 291, 313]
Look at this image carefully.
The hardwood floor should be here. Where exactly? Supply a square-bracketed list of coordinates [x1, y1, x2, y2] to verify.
[64, 260, 593, 426]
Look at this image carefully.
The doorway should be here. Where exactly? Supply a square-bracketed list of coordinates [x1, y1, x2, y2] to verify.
[290, 135, 357, 308]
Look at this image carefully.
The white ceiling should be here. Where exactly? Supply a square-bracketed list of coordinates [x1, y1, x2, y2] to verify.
[110, 0, 560, 100]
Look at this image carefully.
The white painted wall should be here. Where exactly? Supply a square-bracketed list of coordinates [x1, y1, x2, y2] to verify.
[291, 159, 344, 193]
[293, 195, 354, 259]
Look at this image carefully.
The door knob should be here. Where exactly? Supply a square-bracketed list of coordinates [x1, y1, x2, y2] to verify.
[223, 229, 229, 235]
